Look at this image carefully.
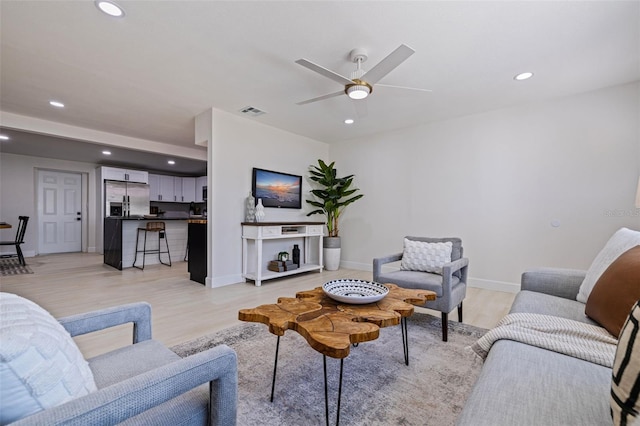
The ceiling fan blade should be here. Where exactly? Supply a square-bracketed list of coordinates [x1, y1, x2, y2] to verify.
[296, 90, 344, 105]
[361, 44, 415, 85]
[353, 99, 368, 118]
[295, 59, 354, 86]
[376, 84, 432, 92]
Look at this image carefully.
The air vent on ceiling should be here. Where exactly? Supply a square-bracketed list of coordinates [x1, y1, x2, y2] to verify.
[239, 106, 266, 117]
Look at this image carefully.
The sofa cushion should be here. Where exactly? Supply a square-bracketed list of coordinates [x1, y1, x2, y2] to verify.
[586, 246, 640, 337]
[88, 340, 181, 388]
[457, 339, 612, 426]
[400, 239, 452, 274]
[577, 227, 640, 303]
[611, 301, 640, 425]
[88, 340, 209, 426]
[376, 270, 459, 297]
[0, 293, 97, 425]
[509, 290, 599, 325]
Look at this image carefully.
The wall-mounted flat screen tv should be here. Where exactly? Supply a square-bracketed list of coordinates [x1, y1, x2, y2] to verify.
[252, 168, 302, 209]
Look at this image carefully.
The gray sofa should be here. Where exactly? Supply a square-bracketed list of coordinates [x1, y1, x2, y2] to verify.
[12, 302, 238, 426]
[457, 267, 613, 426]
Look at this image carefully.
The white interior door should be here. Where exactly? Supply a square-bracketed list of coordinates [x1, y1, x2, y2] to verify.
[38, 170, 82, 254]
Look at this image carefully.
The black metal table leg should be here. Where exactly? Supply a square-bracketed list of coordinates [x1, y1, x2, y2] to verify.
[336, 358, 344, 426]
[323, 355, 345, 426]
[401, 316, 409, 366]
[270, 335, 280, 402]
[323, 356, 329, 426]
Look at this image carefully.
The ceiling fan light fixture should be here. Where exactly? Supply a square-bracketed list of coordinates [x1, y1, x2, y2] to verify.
[346, 84, 371, 100]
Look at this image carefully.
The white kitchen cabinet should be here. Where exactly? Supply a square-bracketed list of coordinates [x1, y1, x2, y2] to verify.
[159, 175, 175, 202]
[149, 173, 176, 201]
[173, 177, 183, 202]
[101, 167, 148, 184]
[181, 177, 196, 203]
[150, 174, 198, 203]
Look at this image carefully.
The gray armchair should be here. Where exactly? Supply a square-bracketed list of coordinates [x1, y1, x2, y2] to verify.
[13, 302, 238, 426]
[373, 236, 469, 341]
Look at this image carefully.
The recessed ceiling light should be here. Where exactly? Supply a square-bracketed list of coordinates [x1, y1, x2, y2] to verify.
[49, 100, 65, 108]
[102, 150, 111, 155]
[168, 160, 176, 165]
[0, 135, 9, 141]
[344, 119, 354, 124]
[95, 0, 125, 17]
[514, 72, 534, 81]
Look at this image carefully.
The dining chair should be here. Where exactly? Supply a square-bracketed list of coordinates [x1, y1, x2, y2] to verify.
[0, 216, 29, 266]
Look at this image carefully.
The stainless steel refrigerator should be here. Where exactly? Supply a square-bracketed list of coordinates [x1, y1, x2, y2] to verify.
[105, 180, 150, 217]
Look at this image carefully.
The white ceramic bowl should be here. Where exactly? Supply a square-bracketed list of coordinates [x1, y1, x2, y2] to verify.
[322, 279, 389, 304]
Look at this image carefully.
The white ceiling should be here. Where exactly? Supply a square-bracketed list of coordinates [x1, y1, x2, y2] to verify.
[1, 1, 639, 159]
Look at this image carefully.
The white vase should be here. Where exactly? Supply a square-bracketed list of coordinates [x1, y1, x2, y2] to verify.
[255, 198, 265, 222]
[323, 236, 341, 271]
[245, 192, 255, 222]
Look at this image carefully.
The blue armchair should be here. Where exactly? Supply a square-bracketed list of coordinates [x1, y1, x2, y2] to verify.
[373, 236, 469, 341]
[11, 302, 237, 425]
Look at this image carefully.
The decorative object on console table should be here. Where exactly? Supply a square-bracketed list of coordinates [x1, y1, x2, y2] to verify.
[306, 159, 364, 271]
[245, 192, 256, 222]
[268, 260, 298, 272]
[292, 244, 300, 267]
[278, 251, 289, 261]
[255, 198, 265, 222]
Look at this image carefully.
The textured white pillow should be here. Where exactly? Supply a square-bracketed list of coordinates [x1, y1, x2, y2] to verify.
[400, 239, 453, 274]
[577, 228, 640, 303]
[0, 293, 97, 424]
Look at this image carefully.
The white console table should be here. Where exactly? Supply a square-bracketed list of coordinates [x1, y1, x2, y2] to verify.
[241, 222, 324, 286]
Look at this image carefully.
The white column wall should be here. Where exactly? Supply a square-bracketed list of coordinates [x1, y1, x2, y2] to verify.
[206, 108, 330, 287]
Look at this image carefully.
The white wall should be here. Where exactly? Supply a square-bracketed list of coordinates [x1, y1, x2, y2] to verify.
[0, 153, 98, 256]
[208, 109, 329, 287]
[332, 82, 640, 292]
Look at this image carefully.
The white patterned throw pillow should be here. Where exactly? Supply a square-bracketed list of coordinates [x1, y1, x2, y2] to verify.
[577, 228, 640, 303]
[400, 239, 453, 274]
[611, 301, 640, 425]
[0, 293, 97, 424]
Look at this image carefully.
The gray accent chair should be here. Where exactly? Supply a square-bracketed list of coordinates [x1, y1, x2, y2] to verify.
[13, 302, 238, 426]
[373, 236, 469, 341]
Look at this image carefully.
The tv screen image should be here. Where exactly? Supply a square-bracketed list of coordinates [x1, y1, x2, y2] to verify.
[252, 168, 302, 209]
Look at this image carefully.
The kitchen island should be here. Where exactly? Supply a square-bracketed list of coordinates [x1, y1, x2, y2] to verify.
[104, 216, 189, 270]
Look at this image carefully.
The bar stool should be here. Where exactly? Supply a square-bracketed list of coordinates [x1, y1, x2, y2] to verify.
[133, 222, 171, 270]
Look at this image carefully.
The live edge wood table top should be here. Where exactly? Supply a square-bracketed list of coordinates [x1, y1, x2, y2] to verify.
[238, 284, 436, 359]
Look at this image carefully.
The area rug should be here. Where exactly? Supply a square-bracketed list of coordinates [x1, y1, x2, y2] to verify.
[0, 258, 33, 276]
[171, 313, 487, 426]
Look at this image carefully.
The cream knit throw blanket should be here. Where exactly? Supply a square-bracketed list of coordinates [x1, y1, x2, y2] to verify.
[470, 313, 618, 368]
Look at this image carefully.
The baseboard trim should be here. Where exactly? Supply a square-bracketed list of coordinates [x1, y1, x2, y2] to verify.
[211, 274, 244, 288]
[339, 260, 371, 271]
[468, 277, 519, 293]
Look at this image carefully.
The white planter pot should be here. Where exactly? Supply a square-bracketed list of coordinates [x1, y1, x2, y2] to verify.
[323, 237, 341, 271]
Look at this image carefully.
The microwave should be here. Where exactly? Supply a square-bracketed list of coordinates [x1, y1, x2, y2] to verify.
[202, 185, 207, 201]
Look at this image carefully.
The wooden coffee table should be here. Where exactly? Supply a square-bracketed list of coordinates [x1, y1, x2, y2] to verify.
[238, 283, 436, 426]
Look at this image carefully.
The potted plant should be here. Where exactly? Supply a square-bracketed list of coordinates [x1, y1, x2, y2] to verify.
[306, 159, 364, 270]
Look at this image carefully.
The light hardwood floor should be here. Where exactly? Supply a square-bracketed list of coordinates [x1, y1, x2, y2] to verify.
[1, 253, 516, 358]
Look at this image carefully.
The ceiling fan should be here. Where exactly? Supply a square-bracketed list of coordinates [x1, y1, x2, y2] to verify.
[295, 44, 431, 107]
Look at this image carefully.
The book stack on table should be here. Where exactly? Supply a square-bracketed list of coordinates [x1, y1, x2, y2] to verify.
[268, 260, 299, 272]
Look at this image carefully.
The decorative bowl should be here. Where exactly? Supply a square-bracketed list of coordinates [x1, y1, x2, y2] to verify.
[322, 279, 389, 304]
